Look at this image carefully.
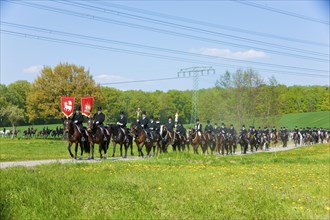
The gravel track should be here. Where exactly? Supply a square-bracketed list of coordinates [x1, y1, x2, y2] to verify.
[0, 143, 306, 169]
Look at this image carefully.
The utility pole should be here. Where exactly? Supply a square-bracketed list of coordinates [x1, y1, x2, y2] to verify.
[178, 67, 215, 124]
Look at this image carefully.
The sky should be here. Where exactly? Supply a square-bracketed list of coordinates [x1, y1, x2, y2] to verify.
[1, 0, 329, 91]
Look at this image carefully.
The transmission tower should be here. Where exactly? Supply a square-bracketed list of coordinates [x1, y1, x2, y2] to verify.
[178, 66, 215, 124]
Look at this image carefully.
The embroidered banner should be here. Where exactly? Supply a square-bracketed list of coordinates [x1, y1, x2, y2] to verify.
[81, 96, 94, 117]
[61, 96, 75, 118]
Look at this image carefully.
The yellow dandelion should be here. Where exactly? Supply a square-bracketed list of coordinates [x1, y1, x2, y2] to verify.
[158, 187, 162, 190]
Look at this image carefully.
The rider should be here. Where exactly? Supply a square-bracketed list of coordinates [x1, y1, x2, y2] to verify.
[165, 116, 175, 144]
[195, 118, 202, 137]
[263, 126, 270, 142]
[72, 106, 85, 141]
[176, 121, 186, 141]
[204, 120, 213, 134]
[239, 125, 247, 139]
[116, 111, 127, 141]
[147, 116, 156, 142]
[94, 106, 106, 139]
[139, 111, 148, 129]
[220, 123, 227, 140]
[228, 124, 236, 141]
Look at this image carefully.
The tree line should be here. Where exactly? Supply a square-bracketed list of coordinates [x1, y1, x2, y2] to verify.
[1, 63, 329, 129]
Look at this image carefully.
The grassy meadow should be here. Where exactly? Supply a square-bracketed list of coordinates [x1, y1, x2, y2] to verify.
[278, 111, 330, 129]
[1, 142, 329, 219]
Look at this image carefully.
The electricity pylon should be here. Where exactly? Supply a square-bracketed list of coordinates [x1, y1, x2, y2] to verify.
[178, 67, 215, 124]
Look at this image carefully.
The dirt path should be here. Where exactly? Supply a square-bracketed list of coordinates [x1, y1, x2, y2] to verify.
[0, 143, 304, 169]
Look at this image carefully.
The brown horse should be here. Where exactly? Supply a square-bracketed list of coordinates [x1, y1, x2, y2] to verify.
[86, 118, 110, 159]
[227, 133, 237, 154]
[202, 132, 215, 154]
[215, 132, 226, 155]
[292, 132, 300, 147]
[189, 129, 203, 154]
[130, 122, 155, 157]
[63, 119, 89, 159]
[270, 132, 278, 147]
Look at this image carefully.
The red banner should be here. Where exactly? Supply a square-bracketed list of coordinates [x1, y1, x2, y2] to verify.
[81, 96, 94, 117]
[61, 96, 75, 118]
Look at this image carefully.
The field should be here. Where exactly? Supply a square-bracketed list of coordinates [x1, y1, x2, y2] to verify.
[1, 139, 329, 219]
[278, 111, 330, 129]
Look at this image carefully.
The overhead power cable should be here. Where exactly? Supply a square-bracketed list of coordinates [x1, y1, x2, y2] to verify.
[94, 1, 329, 47]
[54, 0, 328, 57]
[234, 0, 329, 25]
[7, 1, 329, 63]
[1, 29, 329, 79]
[2, 21, 328, 74]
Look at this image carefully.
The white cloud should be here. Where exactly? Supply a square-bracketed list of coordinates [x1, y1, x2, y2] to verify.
[190, 48, 267, 59]
[22, 65, 43, 73]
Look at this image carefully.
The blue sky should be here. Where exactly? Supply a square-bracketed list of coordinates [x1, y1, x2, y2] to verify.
[1, 0, 329, 91]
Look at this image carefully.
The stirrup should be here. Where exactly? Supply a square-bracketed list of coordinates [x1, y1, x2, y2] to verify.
[81, 137, 85, 142]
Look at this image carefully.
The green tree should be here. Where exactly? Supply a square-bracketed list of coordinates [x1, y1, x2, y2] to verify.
[26, 63, 105, 122]
[1, 106, 24, 138]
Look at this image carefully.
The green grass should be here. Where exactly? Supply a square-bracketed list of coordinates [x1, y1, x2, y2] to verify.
[279, 111, 330, 130]
[1, 143, 329, 219]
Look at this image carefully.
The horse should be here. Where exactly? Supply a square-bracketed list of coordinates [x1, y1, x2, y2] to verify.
[86, 118, 110, 159]
[247, 132, 257, 152]
[130, 122, 155, 157]
[227, 133, 237, 154]
[238, 133, 249, 154]
[280, 131, 289, 147]
[109, 124, 134, 158]
[202, 132, 216, 154]
[63, 119, 89, 159]
[188, 129, 203, 154]
[173, 131, 188, 152]
[270, 132, 278, 147]
[292, 132, 300, 147]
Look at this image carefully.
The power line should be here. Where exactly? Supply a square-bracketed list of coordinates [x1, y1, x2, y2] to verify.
[54, 0, 328, 57]
[234, 0, 329, 25]
[2, 29, 329, 79]
[7, 1, 329, 62]
[94, 1, 329, 47]
[2, 21, 328, 74]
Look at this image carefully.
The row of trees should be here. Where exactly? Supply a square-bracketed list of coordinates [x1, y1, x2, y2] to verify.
[1, 63, 329, 129]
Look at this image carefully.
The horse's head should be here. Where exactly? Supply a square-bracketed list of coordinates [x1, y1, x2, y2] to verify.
[86, 117, 95, 132]
[130, 122, 139, 135]
[63, 119, 73, 133]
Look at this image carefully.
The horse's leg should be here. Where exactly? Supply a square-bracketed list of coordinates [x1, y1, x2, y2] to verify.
[103, 141, 107, 159]
[74, 142, 79, 159]
[112, 142, 116, 157]
[130, 141, 134, 156]
[91, 144, 94, 159]
[68, 142, 74, 158]
[120, 144, 123, 157]
[124, 143, 128, 158]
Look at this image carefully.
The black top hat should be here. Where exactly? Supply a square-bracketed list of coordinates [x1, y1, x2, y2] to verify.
[230, 124, 233, 126]
[222, 123, 225, 126]
[242, 125, 245, 127]
[196, 118, 200, 122]
[142, 111, 146, 115]
[168, 116, 172, 119]
[120, 111, 124, 115]
[178, 121, 182, 124]
[97, 106, 102, 111]
[207, 120, 210, 123]
[150, 115, 154, 119]
[75, 106, 81, 111]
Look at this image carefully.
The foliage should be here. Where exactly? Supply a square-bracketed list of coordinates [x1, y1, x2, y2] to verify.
[0, 144, 329, 219]
[0, 106, 25, 136]
[26, 63, 106, 122]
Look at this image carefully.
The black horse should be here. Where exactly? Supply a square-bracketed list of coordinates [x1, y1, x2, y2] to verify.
[238, 133, 249, 154]
[109, 124, 133, 158]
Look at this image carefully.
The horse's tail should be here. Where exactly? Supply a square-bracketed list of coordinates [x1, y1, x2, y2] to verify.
[84, 141, 90, 153]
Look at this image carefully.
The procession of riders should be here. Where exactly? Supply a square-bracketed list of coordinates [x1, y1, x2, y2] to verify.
[63, 106, 329, 156]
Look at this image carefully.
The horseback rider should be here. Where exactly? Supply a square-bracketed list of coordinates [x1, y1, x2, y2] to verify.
[147, 116, 156, 141]
[220, 123, 227, 140]
[213, 123, 219, 134]
[176, 121, 186, 141]
[263, 126, 270, 142]
[195, 118, 202, 137]
[239, 125, 247, 139]
[228, 124, 236, 141]
[94, 106, 105, 126]
[165, 116, 175, 144]
[72, 106, 85, 141]
[93, 106, 108, 140]
[139, 111, 148, 129]
[204, 120, 213, 134]
[116, 111, 127, 141]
